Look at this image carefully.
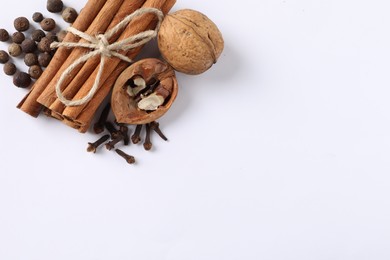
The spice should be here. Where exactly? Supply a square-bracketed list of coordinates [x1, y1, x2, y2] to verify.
[0, 28, 10, 42]
[21, 39, 37, 53]
[38, 37, 53, 53]
[87, 134, 110, 153]
[115, 149, 135, 164]
[24, 53, 38, 66]
[31, 29, 45, 42]
[105, 135, 124, 151]
[3, 62, 17, 76]
[13, 71, 31, 88]
[105, 122, 121, 140]
[143, 123, 152, 151]
[14, 17, 30, 32]
[38, 52, 52, 67]
[62, 7, 78, 23]
[93, 102, 111, 134]
[119, 125, 130, 145]
[57, 30, 67, 42]
[47, 0, 64, 13]
[0, 50, 9, 64]
[8, 43, 22, 57]
[131, 125, 142, 144]
[32, 12, 44, 23]
[41, 18, 56, 31]
[29, 65, 43, 79]
[150, 121, 168, 141]
[12, 32, 25, 44]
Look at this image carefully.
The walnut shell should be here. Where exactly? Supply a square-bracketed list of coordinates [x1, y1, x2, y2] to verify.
[158, 9, 224, 75]
[111, 58, 178, 125]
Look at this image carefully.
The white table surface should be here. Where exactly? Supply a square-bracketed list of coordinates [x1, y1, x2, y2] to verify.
[1, 0, 390, 259]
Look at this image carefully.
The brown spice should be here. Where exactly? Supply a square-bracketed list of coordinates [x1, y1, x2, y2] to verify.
[24, 53, 39, 66]
[41, 18, 56, 31]
[8, 43, 22, 57]
[38, 52, 52, 67]
[3, 62, 17, 76]
[32, 29, 46, 42]
[37, 37, 53, 53]
[21, 39, 37, 53]
[13, 71, 31, 88]
[47, 0, 64, 13]
[0, 29, 10, 42]
[0, 50, 9, 64]
[32, 12, 44, 23]
[14, 17, 30, 32]
[12, 32, 25, 44]
[29, 65, 43, 79]
[62, 7, 78, 23]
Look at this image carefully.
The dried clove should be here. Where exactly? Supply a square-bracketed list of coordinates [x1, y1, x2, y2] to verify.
[105, 134, 124, 151]
[93, 103, 110, 134]
[115, 149, 135, 164]
[105, 122, 121, 140]
[150, 121, 168, 141]
[87, 134, 110, 153]
[131, 124, 142, 144]
[119, 125, 130, 145]
[143, 123, 152, 151]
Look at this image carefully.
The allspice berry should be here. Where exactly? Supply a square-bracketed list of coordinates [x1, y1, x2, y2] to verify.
[8, 43, 22, 57]
[32, 29, 46, 42]
[12, 32, 25, 44]
[38, 37, 53, 53]
[4, 62, 17, 76]
[14, 17, 30, 32]
[0, 50, 9, 64]
[0, 28, 10, 42]
[57, 30, 67, 42]
[29, 65, 43, 79]
[45, 32, 58, 42]
[62, 7, 78, 23]
[13, 71, 31, 88]
[38, 52, 52, 67]
[158, 9, 224, 75]
[32, 12, 44, 23]
[21, 39, 37, 53]
[24, 53, 38, 66]
[41, 18, 56, 31]
[47, 0, 63, 13]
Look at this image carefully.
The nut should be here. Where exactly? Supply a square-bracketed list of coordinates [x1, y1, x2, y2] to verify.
[111, 58, 178, 125]
[158, 9, 224, 75]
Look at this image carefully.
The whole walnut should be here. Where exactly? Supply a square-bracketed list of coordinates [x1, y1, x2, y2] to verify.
[158, 9, 224, 75]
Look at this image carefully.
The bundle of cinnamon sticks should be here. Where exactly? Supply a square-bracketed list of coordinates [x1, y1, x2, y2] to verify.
[18, 0, 176, 133]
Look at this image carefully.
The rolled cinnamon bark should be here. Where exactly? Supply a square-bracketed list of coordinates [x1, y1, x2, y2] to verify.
[36, 0, 125, 109]
[17, 0, 107, 117]
[63, 0, 177, 132]
[48, 0, 147, 116]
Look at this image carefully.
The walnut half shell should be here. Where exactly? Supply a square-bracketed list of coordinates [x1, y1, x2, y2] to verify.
[111, 58, 178, 125]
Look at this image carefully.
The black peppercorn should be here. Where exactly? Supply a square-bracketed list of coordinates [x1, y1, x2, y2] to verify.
[62, 7, 78, 23]
[0, 50, 9, 64]
[13, 71, 31, 88]
[31, 29, 46, 42]
[38, 37, 53, 53]
[47, 0, 64, 13]
[3, 62, 17, 76]
[32, 12, 44, 23]
[12, 32, 25, 44]
[21, 39, 37, 53]
[14, 17, 30, 32]
[0, 28, 9, 42]
[29, 65, 43, 79]
[41, 18, 56, 32]
[24, 53, 38, 66]
[8, 43, 22, 57]
[38, 52, 52, 67]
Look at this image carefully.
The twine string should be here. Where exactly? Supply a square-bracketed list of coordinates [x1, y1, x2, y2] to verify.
[51, 7, 164, 107]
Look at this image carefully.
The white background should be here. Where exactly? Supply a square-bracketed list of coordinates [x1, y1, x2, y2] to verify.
[1, 0, 390, 259]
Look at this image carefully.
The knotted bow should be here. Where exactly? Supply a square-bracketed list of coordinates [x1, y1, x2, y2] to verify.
[51, 7, 164, 107]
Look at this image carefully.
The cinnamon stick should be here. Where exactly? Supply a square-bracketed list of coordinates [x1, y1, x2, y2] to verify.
[48, 0, 146, 115]
[63, 0, 177, 132]
[17, 0, 107, 117]
[36, 0, 125, 108]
